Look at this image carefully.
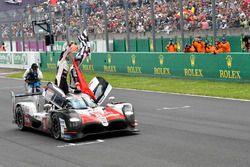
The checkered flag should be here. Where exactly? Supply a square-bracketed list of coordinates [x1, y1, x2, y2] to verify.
[76, 30, 90, 65]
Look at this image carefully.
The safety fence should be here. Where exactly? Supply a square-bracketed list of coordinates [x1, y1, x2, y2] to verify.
[40, 52, 250, 82]
[113, 35, 243, 52]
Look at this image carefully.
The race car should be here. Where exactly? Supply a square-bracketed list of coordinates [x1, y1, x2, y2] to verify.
[11, 77, 138, 140]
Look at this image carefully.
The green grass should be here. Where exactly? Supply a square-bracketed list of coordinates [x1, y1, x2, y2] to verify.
[7, 71, 250, 100]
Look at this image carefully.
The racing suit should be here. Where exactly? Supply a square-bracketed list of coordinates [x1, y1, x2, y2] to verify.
[55, 49, 70, 94]
[69, 65, 80, 90]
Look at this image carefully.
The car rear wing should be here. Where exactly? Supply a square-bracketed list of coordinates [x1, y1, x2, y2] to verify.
[10, 91, 42, 106]
[10, 91, 42, 121]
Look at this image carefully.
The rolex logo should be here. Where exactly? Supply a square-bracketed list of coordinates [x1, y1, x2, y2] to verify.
[190, 55, 195, 67]
[226, 55, 232, 69]
[159, 55, 164, 66]
[107, 54, 112, 64]
[131, 54, 136, 65]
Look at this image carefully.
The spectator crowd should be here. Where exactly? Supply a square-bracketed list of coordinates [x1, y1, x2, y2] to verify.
[1, 0, 250, 39]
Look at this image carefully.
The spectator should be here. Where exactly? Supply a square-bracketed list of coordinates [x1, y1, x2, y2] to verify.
[192, 37, 205, 53]
[0, 43, 6, 52]
[214, 39, 224, 53]
[165, 38, 177, 52]
[184, 43, 196, 53]
[204, 40, 215, 53]
[221, 37, 231, 52]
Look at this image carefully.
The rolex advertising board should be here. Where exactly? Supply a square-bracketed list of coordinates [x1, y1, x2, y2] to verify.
[40, 52, 250, 82]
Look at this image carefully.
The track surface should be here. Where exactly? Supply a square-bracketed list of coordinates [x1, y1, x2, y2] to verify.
[1, 77, 250, 167]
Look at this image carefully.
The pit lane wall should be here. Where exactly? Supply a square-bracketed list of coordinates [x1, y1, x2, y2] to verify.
[0, 52, 40, 69]
[40, 52, 250, 82]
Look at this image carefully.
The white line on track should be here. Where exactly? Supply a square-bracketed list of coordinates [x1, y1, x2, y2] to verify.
[0, 86, 23, 90]
[157, 106, 191, 111]
[115, 88, 250, 102]
[56, 139, 104, 148]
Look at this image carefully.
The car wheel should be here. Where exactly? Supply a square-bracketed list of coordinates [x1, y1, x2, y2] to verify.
[15, 106, 26, 130]
[51, 114, 61, 140]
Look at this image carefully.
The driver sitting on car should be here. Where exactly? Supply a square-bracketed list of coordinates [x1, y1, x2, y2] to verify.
[23, 63, 43, 93]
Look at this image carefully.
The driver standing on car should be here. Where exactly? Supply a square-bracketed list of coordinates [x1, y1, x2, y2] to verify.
[55, 46, 72, 95]
[69, 30, 90, 93]
[23, 63, 43, 93]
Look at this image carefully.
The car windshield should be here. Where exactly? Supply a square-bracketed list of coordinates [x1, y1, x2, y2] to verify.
[67, 95, 97, 109]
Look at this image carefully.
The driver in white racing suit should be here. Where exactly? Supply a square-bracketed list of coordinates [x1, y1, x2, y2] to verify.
[55, 46, 72, 95]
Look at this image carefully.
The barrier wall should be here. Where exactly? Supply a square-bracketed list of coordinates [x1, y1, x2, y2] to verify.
[0, 52, 40, 69]
[40, 52, 250, 82]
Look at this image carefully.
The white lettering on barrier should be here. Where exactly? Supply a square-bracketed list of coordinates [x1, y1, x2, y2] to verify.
[0, 52, 40, 69]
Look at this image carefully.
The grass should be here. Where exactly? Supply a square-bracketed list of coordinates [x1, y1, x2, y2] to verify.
[7, 71, 250, 100]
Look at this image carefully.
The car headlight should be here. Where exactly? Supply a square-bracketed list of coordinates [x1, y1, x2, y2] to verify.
[69, 118, 80, 122]
[69, 118, 81, 128]
[123, 105, 133, 116]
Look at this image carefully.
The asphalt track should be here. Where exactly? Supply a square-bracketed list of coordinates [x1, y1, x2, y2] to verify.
[1, 77, 250, 167]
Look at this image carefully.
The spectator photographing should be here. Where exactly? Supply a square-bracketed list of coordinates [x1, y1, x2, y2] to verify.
[23, 63, 43, 93]
[165, 38, 177, 52]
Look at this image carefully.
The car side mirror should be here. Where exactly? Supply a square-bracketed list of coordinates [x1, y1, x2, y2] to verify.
[44, 104, 52, 111]
[65, 102, 73, 109]
[109, 96, 115, 104]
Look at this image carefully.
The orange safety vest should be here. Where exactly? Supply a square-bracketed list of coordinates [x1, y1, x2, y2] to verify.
[189, 45, 196, 52]
[221, 41, 231, 52]
[205, 45, 215, 53]
[166, 44, 177, 52]
[214, 42, 223, 53]
[193, 41, 205, 52]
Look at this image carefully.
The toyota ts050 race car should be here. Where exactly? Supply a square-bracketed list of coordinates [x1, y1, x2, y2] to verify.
[11, 77, 138, 140]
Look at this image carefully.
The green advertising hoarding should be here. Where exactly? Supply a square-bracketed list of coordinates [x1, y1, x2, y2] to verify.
[0, 53, 12, 64]
[13, 53, 28, 65]
[40, 52, 250, 82]
[0, 52, 28, 65]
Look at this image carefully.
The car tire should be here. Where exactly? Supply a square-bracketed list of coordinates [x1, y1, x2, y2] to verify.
[15, 106, 26, 130]
[51, 114, 61, 140]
